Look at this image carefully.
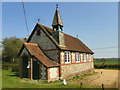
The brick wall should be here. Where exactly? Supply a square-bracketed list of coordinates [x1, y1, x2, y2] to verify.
[60, 51, 94, 78]
[47, 67, 59, 82]
[61, 62, 94, 78]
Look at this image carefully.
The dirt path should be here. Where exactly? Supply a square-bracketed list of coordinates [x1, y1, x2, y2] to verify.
[68, 69, 119, 88]
[92, 69, 118, 88]
[89, 69, 119, 88]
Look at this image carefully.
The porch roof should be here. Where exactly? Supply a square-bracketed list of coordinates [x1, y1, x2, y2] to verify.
[24, 42, 59, 67]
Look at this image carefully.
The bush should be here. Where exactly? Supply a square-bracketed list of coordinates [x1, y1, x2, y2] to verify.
[2, 64, 10, 70]
[11, 64, 19, 72]
[2, 62, 12, 70]
[11, 63, 19, 76]
[2, 61, 19, 75]
[94, 64, 120, 69]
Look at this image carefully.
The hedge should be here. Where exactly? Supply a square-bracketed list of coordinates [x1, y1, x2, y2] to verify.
[94, 64, 120, 69]
[2, 63, 19, 75]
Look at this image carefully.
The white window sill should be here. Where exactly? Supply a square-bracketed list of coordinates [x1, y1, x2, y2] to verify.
[76, 61, 80, 63]
[65, 62, 71, 64]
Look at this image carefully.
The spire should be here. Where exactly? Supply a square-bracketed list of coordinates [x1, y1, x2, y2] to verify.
[52, 4, 63, 31]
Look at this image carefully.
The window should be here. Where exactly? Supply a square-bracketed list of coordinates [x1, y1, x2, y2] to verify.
[86, 54, 89, 61]
[89, 54, 92, 61]
[65, 51, 71, 63]
[36, 29, 41, 36]
[76, 52, 80, 62]
[83, 53, 86, 62]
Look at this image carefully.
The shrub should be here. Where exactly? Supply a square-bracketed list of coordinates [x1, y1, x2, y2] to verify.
[2, 61, 19, 75]
[94, 64, 120, 69]
[11, 63, 19, 76]
[2, 64, 10, 70]
[2, 62, 12, 70]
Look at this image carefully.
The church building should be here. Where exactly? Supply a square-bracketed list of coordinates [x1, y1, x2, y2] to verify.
[19, 5, 94, 82]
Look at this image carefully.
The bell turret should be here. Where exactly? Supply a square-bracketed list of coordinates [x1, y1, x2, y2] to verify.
[52, 4, 63, 31]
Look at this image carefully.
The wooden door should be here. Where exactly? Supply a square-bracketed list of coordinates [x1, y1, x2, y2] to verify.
[22, 55, 28, 78]
[33, 61, 40, 80]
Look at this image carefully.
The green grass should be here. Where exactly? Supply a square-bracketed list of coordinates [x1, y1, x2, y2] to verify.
[95, 67, 120, 70]
[94, 62, 118, 65]
[94, 60, 119, 70]
[2, 69, 100, 88]
[94, 58, 119, 65]
[71, 71, 98, 80]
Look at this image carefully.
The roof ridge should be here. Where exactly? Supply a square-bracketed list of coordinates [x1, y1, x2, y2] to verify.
[24, 42, 38, 46]
[37, 23, 52, 30]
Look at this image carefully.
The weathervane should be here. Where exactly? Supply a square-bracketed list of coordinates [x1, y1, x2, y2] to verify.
[38, 19, 40, 23]
[77, 35, 79, 38]
[56, 4, 58, 9]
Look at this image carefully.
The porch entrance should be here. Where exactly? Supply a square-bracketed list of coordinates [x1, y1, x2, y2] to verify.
[22, 55, 28, 78]
[32, 60, 47, 80]
[33, 60, 40, 79]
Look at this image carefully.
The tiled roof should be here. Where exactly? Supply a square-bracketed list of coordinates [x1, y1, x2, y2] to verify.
[24, 42, 59, 67]
[64, 34, 93, 53]
[38, 24, 94, 54]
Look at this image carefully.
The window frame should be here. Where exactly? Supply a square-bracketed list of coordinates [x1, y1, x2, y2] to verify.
[64, 51, 71, 64]
[76, 52, 80, 62]
[83, 53, 87, 62]
[89, 54, 92, 61]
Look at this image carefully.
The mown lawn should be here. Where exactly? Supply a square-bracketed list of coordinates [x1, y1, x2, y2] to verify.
[2, 69, 100, 88]
[94, 62, 118, 65]
[94, 58, 119, 65]
[94, 60, 119, 70]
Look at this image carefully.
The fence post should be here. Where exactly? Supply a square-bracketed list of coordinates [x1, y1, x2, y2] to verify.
[102, 84, 104, 90]
[101, 69, 103, 74]
[80, 82, 82, 88]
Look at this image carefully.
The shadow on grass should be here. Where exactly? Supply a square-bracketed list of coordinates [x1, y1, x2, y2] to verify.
[7, 72, 19, 77]
[7, 74, 19, 77]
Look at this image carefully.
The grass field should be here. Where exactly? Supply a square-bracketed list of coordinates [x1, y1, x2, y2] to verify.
[2, 69, 100, 88]
[94, 58, 119, 69]
[94, 62, 118, 65]
[94, 58, 118, 65]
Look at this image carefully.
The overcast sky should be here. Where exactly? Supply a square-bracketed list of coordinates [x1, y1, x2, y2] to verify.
[2, 2, 118, 58]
